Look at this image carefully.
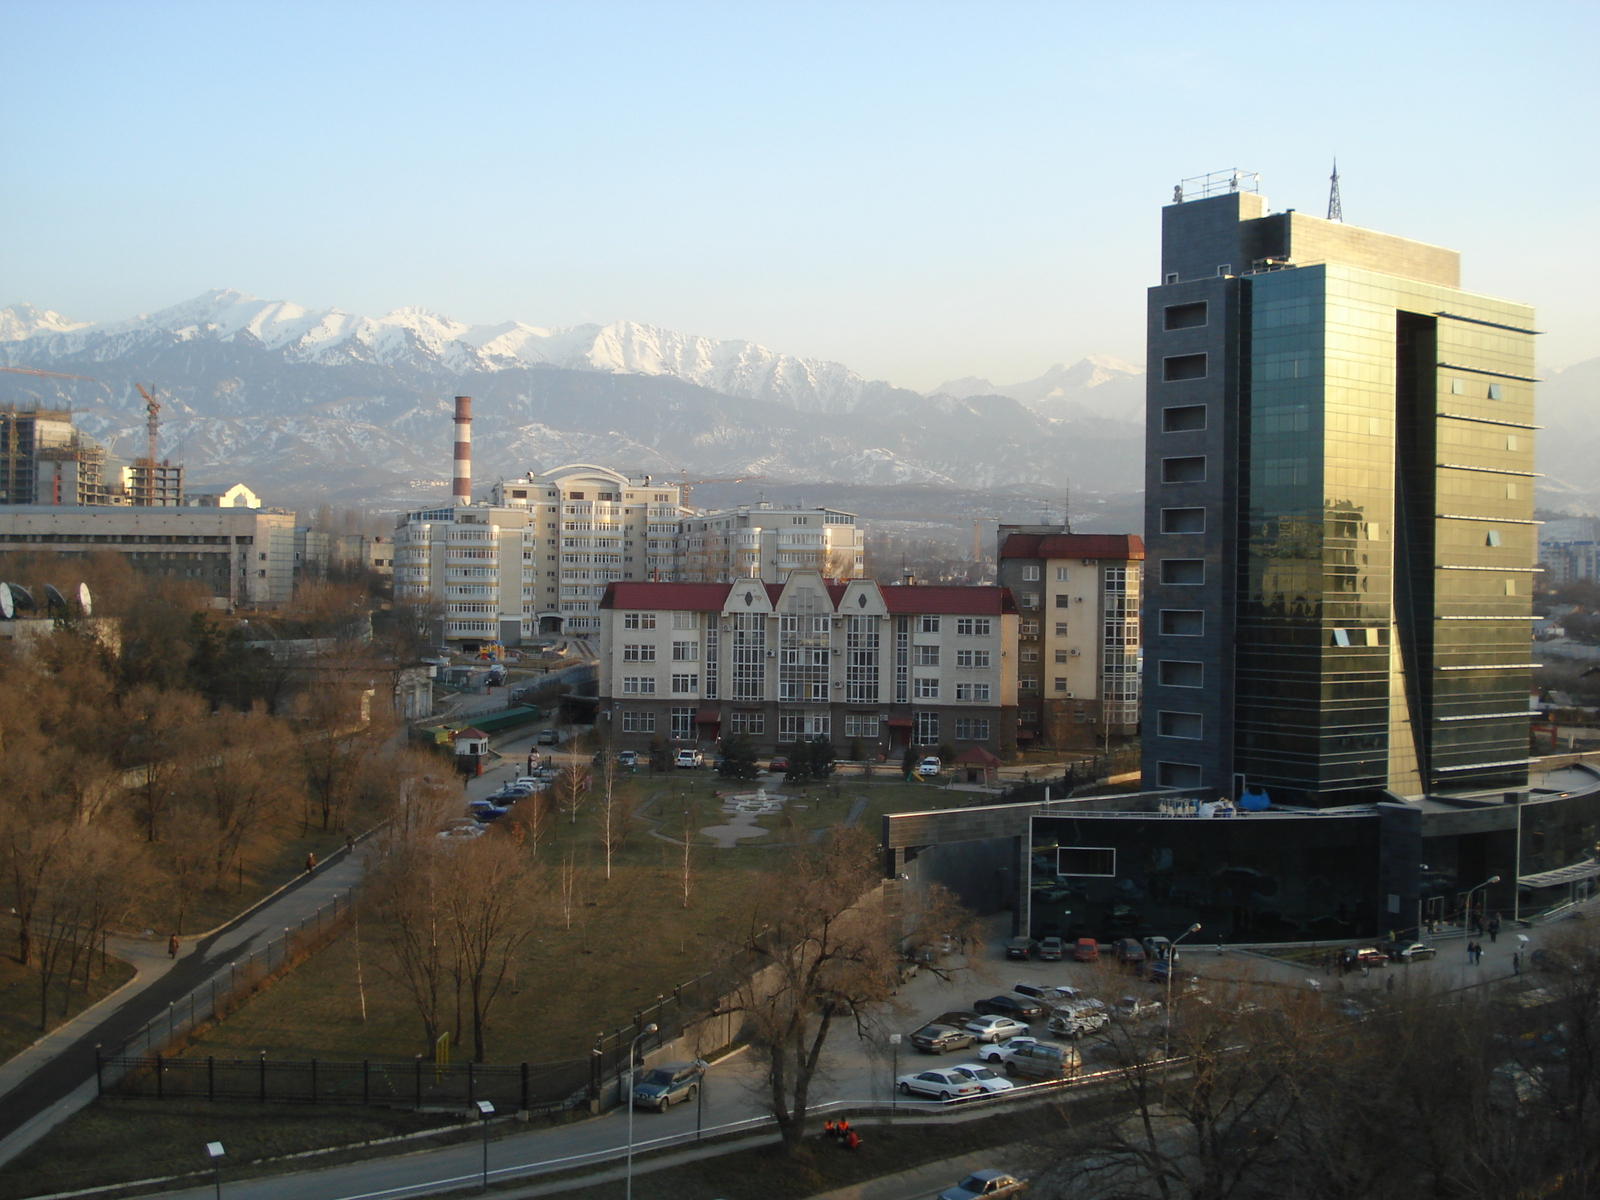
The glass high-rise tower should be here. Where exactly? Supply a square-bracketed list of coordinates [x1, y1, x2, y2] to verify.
[1141, 174, 1537, 805]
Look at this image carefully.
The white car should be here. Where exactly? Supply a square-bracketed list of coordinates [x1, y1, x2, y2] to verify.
[512, 776, 543, 790]
[950, 1063, 1015, 1095]
[437, 821, 485, 842]
[917, 756, 942, 777]
[895, 1067, 983, 1101]
[965, 1015, 1030, 1044]
[675, 749, 704, 768]
[978, 1035, 1041, 1065]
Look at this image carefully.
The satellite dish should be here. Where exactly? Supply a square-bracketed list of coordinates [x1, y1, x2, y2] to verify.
[0, 584, 12, 621]
[44, 584, 69, 616]
[6, 584, 36, 613]
[78, 582, 93, 617]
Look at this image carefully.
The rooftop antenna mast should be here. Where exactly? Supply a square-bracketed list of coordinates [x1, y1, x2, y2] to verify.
[1063, 480, 1073, 534]
[1327, 157, 1343, 222]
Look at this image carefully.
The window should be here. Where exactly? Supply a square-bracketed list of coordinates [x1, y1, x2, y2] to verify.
[1160, 660, 1204, 687]
[1157, 761, 1201, 788]
[622, 676, 655, 694]
[1488, 383, 1503, 401]
[1161, 560, 1205, 585]
[671, 706, 694, 739]
[622, 644, 656, 661]
[1451, 378, 1465, 395]
[1161, 508, 1206, 534]
[1160, 609, 1204, 636]
[1022, 565, 1040, 581]
[914, 677, 940, 698]
[672, 640, 699, 660]
[1162, 404, 1207, 433]
[918, 615, 941, 634]
[1053, 677, 1069, 692]
[728, 710, 764, 735]
[1164, 301, 1207, 330]
[844, 714, 879, 738]
[623, 613, 655, 629]
[915, 645, 940, 666]
[1162, 456, 1206, 484]
[955, 683, 991, 702]
[1023, 592, 1040, 608]
[955, 650, 990, 668]
[1019, 676, 1039, 692]
[1020, 648, 1039, 662]
[954, 718, 990, 740]
[1159, 711, 1203, 739]
[1055, 649, 1071, 663]
[671, 673, 699, 693]
[1054, 622, 1069, 636]
[673, 611, 697, 630]
[1020, 620, 1039, 636]
[956, 617, 991, 636]
[914, 712, 940, 743]
[1163, 353, 1207, 382]
[1055, 594, 1070, 609]
[621, 710, 655, 733]
[1486, 529, 1501, 548]
[1055, 566, 1070, 581]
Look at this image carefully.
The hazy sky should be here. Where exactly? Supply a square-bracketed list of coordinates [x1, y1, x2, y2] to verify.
[4, 1, 1596, 390]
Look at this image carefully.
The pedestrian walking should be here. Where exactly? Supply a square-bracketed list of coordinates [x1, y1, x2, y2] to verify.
[345, 834, 355, 855]
[167, 933, 179, 959]
[305, 851, 316, 875]
[1488, 916, 1500, 943]
[1513, 952, 1521, 975]
[1386, 973, 1395, 993]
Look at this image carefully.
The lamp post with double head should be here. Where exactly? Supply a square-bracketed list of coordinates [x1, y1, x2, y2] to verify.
[1165, 923, 1202, 1061]
[1464, 875, 1501, 966]
[625, 1022, 659, 1200]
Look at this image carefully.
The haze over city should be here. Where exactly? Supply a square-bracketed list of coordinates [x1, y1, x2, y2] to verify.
[4, 0, 1597, 389]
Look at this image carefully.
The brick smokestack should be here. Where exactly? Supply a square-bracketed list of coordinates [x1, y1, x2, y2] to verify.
[452, 396, 472, 505]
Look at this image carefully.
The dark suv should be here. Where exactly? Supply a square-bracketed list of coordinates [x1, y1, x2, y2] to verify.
[631, 1060, 706, 1110]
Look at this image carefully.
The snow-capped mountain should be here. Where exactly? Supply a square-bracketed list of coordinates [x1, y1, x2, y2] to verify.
[933, 355, 1145, 421]
[0, 290, 1148, 511]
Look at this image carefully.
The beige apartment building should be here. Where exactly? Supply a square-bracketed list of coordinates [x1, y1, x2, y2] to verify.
[596, 570, 1018, 756]
[0, 503, 297, 606]
[680, 503, 865, 583]
[995, 527, 1144, 750]
[392, 463, 685, 647]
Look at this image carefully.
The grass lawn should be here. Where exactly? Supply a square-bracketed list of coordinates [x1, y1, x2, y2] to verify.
[172, 822, 372, 936]
[0, 952, 135, 1064]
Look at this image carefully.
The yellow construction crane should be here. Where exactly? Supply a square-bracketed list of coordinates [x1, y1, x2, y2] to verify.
[0, 366, 96, 383]
[678, 471, 766, 511]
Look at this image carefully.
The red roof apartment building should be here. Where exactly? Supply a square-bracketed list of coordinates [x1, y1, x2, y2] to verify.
[596, 570, 1019, 756]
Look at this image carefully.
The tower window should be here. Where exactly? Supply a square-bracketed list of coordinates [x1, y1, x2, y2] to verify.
[1164, 301, 1207, 330]
[1160, 560, 1205, 586]
[1158, 711, 1203, 739]
[1162, 456, 1206, 484]
[1161, 508, 1206, 534]
[1163, 405, 1207, 432]
[1488, 383, 1503, 400]
[1159, 610, 1204, 636]
[1159, 660, 1203, 687]
[1163, 353, 1208, 382]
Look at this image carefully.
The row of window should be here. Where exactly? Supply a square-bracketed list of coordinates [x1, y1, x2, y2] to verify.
[612, 710, 992, 742]
[1018, 566, 1073, 582]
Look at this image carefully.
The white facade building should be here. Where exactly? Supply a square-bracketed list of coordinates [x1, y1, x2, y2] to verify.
[680, 504, 865, 583]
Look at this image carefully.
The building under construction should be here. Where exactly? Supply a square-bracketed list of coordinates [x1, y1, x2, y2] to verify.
[0, 403, 182, 507]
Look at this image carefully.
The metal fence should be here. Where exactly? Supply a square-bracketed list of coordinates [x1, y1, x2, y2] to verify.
[106, 888, 357, 1068]
[584, 968, 728, 1103]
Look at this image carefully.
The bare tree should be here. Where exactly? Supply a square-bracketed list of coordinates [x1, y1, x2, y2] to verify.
[722, 827, 978, 1155]
[443, 836, 539, 1062]
[366, 838, 454, 1049]
[555, 760, 591, 826]
[294, 668, 393, 832]
[593, 753, 634, 880]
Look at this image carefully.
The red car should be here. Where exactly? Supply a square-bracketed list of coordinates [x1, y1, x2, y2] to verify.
[1073, 938, 1100, 963]
[767, 756, 789, 773]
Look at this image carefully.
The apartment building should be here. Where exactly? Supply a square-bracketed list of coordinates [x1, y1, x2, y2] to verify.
[996, 527, 1144, 749]
[680, 504, 865, 583]
[595, 570, 1018, 756]
[392, 463, 685, 646]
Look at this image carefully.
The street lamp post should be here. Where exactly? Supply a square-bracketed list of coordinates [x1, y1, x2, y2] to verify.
[1464, 875, 1501, 964]
[1165, 923, 1202, 1061]
[475, 1100, 494, 1192]
[625, 1022, 659, 1200]
[205, 1141, 224, 1200]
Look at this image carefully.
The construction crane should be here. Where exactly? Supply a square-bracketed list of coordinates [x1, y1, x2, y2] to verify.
[133, 383, 162, 507]
[678, 471, 766, 511]
[0, 366, 96, 383]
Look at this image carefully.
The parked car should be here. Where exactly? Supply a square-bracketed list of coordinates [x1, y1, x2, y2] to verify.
[1073, 938, 1101, 963]
[911, 1023, 977, 1054]
[896, 1067, 983, 1101]
[1340, 946, 1389, 969]
[511, 777, 542, 790]
[950, 1063, 1015, 1095]
[978, 1035, 1042, 1065]
[436, 818, 486, 842]
[1389, 942, 1437, 962]
[1005, 937, 1039, 961]
[938, 1169, 1029, 1200]
[974, 994, 1044, 1021]
[1114, 938, 1147, 967]
[537, 728, 559, 745]
[675, 748, 704, 768]
[766, 756, 789, 773]
[616, 750, 639, 767]
[467, 801, 509, 821]
[1038, 937, 1066, 961]
[630, 1060, 705, 1110]
[917, 755, 943, 777]
[1047, 1000, 1109, 1039]
[1142, 936, 1174, 961]
[1146, 959, 1201, 987]
[1115, 996, 1163, 1022]
[965, 1015, 1031, 1043]
[1010, 983, 1058, 1005]
[1002, 1040, 1081, 1082]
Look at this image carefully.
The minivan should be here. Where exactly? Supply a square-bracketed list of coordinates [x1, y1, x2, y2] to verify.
[1003, 1040, 1082, 1082]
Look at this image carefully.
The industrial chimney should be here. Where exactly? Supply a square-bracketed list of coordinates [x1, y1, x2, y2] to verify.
[452, 396, 472, 505]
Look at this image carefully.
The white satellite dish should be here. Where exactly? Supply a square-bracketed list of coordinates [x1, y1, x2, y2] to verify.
[0, 584, 13, 621]
[78, 582, 93, 617]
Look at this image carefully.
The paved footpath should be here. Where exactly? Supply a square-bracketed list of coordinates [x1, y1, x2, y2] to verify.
[0, 841, 371, 1168]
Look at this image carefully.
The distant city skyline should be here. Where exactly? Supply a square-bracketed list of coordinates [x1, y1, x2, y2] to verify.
[3, 1, 1595, 391]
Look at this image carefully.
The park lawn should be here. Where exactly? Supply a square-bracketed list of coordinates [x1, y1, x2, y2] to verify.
[167, 822, 372, 937]
[0, 951, 135, 1064]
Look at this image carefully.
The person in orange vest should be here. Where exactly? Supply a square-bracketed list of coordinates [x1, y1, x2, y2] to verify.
[835, 1117, 850, 1140]
[822, 1119, 835, 1137]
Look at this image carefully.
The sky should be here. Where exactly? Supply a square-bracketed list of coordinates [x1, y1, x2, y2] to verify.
[3, 1, 1596, 391]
